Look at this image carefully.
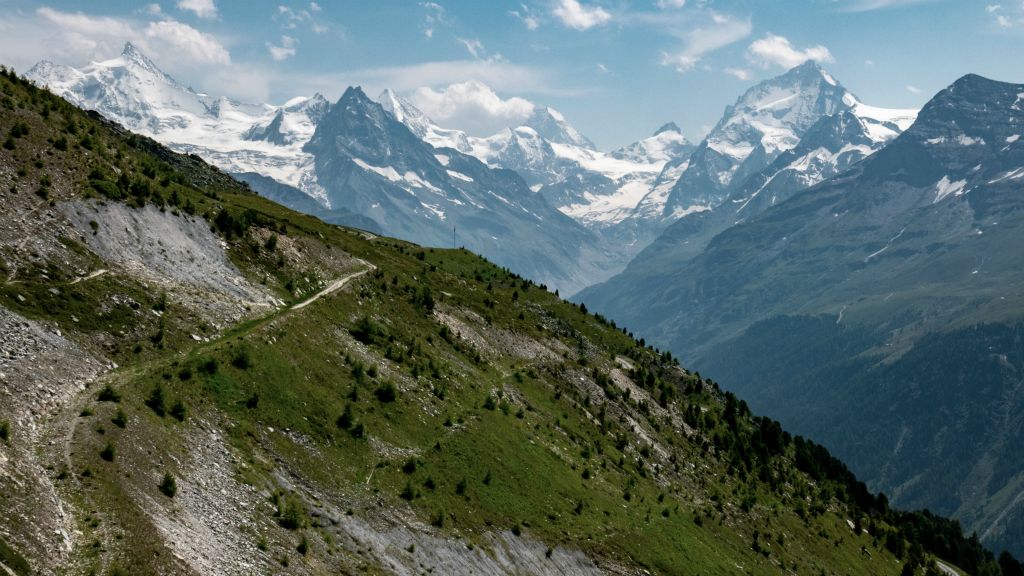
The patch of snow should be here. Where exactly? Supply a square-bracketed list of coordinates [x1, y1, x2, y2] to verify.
[865, 227, 906, 262]
[549, 142, 663, 179]
[434, 154, 450, 166]
[1007, 135, 1020, 144]
[421, 203, 446, 220]
[934, 176, 968, 203]
[957, 134, 985, 146]
[988, 167, 1024, 184]
[670, 204, 711, 220]
[446, 170, 474, 182]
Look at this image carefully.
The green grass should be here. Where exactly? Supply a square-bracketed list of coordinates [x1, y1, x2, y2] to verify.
[0, 536, 32, 576]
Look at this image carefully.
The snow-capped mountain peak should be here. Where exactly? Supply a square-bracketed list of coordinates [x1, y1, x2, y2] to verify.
[662, 60, 916, 216]
[524, 105, 595, 149]
[610, 123, 694, 165]
[376, 89, 473, 153]
[26, 43, 329, 203]
[654, 122, 682, 136]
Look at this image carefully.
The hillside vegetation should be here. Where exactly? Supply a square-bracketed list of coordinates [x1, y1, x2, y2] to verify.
[0, 67, 1017, 576]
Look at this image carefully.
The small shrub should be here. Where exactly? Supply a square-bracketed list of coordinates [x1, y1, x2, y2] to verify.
[170, 400, 187, 422]
[350, 422, 365, 439]
[336, 404, 354, 430]
[199, 358, 218, 375]
[111, 409, 127, 429]
[145, 385, 166, 416]
[231, 347, 252, 370]
[296, 535, 308, 556]
[374, 382, 397, 403]
[401, 458, 418, 475]
[400, 482, 416, 501]
[97, 385, 121, 403]
[159, 473, 177, 497]
[99, 442, 115, 462]
[277, 492, 306, 530]
[0, 420, 9, 442]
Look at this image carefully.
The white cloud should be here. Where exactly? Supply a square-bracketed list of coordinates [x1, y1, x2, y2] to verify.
[906, 85, 923, 94]
[421, 2, 446, 39]
[145, 20, 230, 64]
[660, 13, 752, 73]
[510, 4, 540, 30]
[30, 7, 230, 67]
[984, 2, 1024, 27]
[839, 0, 938, 12]
[553, 0, 611, 30]
[724, 67, 751, 80]
[334, 59, 565, 100]
[142, 4, 163, 16]
[746, 34, 834, 69]
[276, 4, 330, 34]
[177, 0, 217, 19]
[656, 0, 686, 8]
[596, 62, 609, 73]
[266, 35, 298, 61]
[36, 7, 136, 40]
[865, 59, 875, 66]
[407, 80, 535, 136]
[458, 38, 485, 59]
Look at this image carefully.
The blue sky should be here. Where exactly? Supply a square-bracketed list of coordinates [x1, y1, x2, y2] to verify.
[0, 0, 1021, 148]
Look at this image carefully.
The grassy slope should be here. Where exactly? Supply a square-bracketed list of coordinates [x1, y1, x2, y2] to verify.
[0, 67, 998, 576]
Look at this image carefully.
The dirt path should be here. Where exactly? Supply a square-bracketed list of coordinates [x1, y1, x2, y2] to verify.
[69, 268, 108, 285]
[292, 260, 374, 311]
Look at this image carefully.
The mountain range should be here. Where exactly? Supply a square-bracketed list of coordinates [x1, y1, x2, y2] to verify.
[25, 44, 914, 297]
[579, 72, 1024, 557]
[23, 41, 1024, 561]
[5, 65, 1011, 575]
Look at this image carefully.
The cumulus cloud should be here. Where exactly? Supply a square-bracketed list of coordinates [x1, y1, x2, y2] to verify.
[552, 0, 611, 30]
[30, 7, 230, 67]
[660, 13, 751, 72]
[407, 80, 536, 136]
[266, 35, 298, 61]
[656, 0, 686, 8]
[145, 20, 230, 64]
[746, 34, 834, 69]
[177, 0, 217, 19]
